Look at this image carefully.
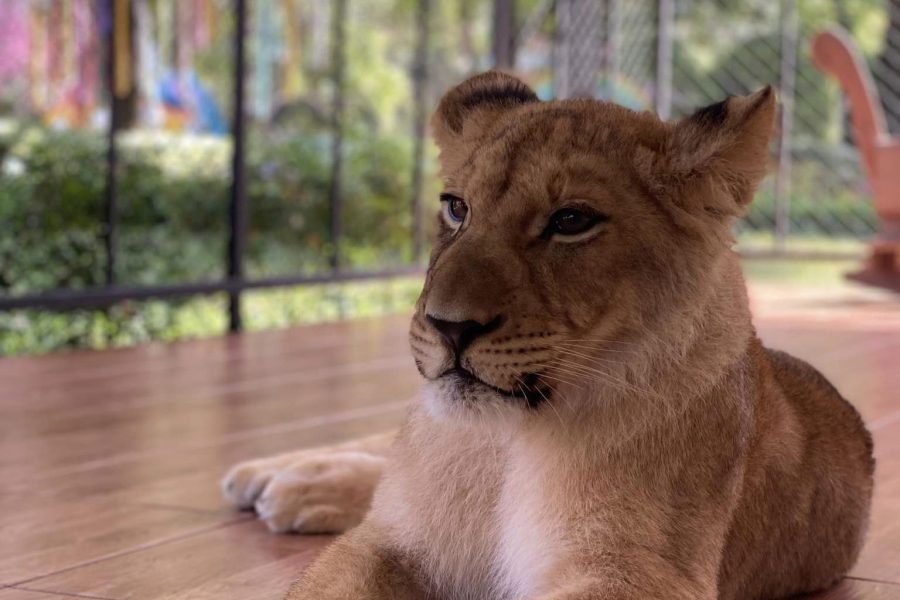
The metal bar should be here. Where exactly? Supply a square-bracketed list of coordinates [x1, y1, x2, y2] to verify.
[410, 0, 431, 263]
[654, 0, 674, 120]
[0, 268, 425, 312]
[605, 0, 619, 96]
[103, 0, 121, 285]
[555, 0, 604, 99]
[774, 0, 798, 253]
[555, 0, 571, 99]
[227, 0, 249, 332]
[492, 0, 516, 69]
[328, 0, 348, 272]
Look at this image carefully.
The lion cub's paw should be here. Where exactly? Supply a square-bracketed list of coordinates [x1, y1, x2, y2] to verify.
[225, 451, 386, 534]
[222, 457, 283, 510]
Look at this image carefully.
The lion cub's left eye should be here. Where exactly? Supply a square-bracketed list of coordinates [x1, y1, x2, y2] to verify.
[440, 194, 468, 225]
[546, 207, 606, 238]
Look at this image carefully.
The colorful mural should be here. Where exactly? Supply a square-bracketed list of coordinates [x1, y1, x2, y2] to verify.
[0, 0, 228, 134]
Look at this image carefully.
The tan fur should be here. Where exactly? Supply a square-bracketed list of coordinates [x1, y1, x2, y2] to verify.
[222, 433, 391, 533]
[225, 71, 874, 600]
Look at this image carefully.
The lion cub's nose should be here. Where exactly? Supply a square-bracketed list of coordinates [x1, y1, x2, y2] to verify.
[426, 314, 503, 357]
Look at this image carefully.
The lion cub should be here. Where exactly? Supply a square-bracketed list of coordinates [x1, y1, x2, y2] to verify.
[223, 72, 874, 600]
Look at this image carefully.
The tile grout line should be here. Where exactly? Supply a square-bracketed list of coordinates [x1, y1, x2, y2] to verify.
[132, 500, 250, 517]
[756, 315, 900, 332]
[812, 333, 900, 366]
[4, 349, 413, 420]
[0, 318, 414, 389]
[6, 517, 248, 589]
[10, 586, 120, 600]
[2, 340, 410, 406]
[846, 575, 900, 587]
[10, 397, 411, 487]
[20, 400, 411, 487]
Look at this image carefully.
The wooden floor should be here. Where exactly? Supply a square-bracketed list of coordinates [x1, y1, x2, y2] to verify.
[1, 286, 900, 599]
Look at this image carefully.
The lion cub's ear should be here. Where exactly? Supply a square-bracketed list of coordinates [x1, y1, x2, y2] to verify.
[663, 87, 777, 222]
[431, 71, 538, 171]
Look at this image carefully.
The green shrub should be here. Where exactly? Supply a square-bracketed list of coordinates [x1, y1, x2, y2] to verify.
[0, 118, 430, 355]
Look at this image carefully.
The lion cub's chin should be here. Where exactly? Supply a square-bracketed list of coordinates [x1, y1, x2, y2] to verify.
[422, 376, 530, 429]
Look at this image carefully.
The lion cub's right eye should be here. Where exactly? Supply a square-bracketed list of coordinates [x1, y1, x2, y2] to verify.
[542, 206, 608, 242]
[440, 194, 468, 227]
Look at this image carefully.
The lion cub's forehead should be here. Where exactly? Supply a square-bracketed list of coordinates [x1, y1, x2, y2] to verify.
[492, 101, 665, 152]
[455, 102, 664, 204]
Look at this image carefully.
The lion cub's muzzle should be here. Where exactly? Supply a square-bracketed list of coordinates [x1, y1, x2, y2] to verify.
[418, 313, 550, 407]
[425, 314, 504, 360]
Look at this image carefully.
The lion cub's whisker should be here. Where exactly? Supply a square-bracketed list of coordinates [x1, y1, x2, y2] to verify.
[536, 372, 586, 392]
[553, 341, 640, 355]
[522, 377, 567, 430]
[520, 362, 588, 392]
[551, 357, 664, 403]
[556, 338, 635, 346]
[553, 347, 628, 368]
[409, 332, 439, 346]
[551, 366, 671, 422]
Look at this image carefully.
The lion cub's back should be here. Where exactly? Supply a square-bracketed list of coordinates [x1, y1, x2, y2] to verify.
[765, 348, 874, 486]
[720, 346, 874, 600]
[770, 347, 875, 520]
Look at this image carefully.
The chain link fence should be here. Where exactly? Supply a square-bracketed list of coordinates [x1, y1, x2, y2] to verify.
[520, 0, 888, 255]
[0, 0, 891, 354]
[0, 0, 491, 354]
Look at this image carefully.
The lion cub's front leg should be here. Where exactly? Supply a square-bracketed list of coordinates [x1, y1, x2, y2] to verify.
[533, 577, 716, 600]
[285, 524, 425, 600]
[222, 432, 394, 533]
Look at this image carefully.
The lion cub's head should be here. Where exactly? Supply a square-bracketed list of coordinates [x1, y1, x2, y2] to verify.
[410, 71, 775, 420]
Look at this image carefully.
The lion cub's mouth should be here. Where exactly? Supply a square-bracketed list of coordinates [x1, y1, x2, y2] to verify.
[440, 368, 550, 408]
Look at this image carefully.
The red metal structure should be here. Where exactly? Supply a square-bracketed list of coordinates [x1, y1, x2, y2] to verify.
[812, 28, 900, 292]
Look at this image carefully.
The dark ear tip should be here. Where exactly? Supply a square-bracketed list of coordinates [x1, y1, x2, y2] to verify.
[454, 70, 537, 96]
[435, 70, 538, 134]
[755, 85, 776, 104]
[687, 86, 776, 130]
[689, 98, 730, 128]
[748, 86, 778, 126]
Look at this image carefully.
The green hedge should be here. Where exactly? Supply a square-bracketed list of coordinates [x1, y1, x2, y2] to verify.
[0, 118, 432, 355]
[1, 119, 428, 290]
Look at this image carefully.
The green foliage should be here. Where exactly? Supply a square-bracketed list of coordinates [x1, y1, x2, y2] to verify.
[741, 142, 877, 243]
[671, 0, 885, 144]
[246, 125, 417, 276]
[0, 278, 423, 356]
[0, 297, 227, 356]
[0, 125, 107, 294]
[0, 118, 428, 355]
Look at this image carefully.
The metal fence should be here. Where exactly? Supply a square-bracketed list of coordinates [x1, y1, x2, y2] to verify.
[530, 0, 885, 254]
[0, 0, 437, 333]
[0, 0, 891, 342]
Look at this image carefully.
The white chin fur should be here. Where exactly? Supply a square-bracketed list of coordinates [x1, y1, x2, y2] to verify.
[422, 379, 526, 429]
